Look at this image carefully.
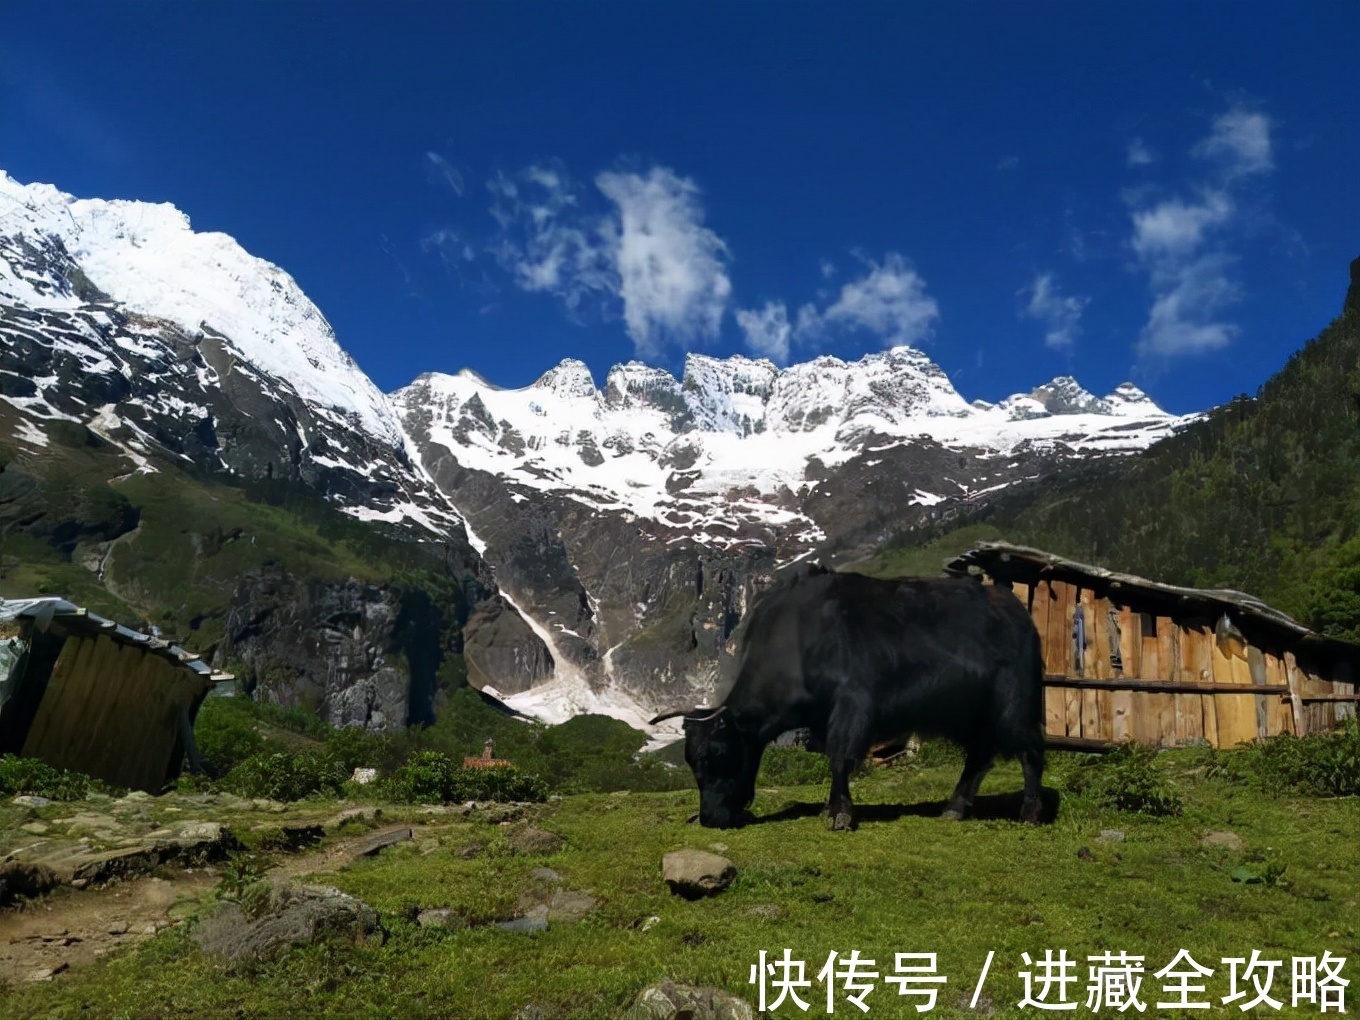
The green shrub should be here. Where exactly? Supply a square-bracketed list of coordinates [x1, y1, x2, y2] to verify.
[194, 698, 266, 779]
[379, 750, 547, 804]
[0, 754, 91, 800]
[324, 725, 389, 773]
[1212, 717, 1358, 797]
[221, 751, 348, 802]
[758, 745, 833, 786]
[1059, 742, 1183, 816]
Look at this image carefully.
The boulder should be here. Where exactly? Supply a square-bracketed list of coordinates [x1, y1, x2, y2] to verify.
[194, 883, 381, 965]
[662, 850, 736, 899]
[624, 982, 755, 1020]
[1200, 831, 1244, 852]
[504, 826, 564, 856]
[496, 903, 549, 933]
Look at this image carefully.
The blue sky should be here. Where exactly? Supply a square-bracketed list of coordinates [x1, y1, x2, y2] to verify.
[2, 2, 1356, 414]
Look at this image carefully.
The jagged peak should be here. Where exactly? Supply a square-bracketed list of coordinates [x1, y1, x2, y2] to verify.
[531, 358, 598, 398]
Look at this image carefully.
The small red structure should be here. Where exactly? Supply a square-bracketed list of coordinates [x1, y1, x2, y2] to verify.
[463, 738, 513, 770]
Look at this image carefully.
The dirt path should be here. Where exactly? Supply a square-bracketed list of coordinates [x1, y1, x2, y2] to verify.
[0, 869, 217, 984]
[0, 821, 423, 984]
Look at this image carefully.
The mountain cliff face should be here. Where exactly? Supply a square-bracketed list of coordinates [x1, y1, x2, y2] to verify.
[1, 171, 1193, 736]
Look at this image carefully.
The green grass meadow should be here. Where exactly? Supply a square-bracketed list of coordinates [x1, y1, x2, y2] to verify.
[2, 750, 1356, 1019]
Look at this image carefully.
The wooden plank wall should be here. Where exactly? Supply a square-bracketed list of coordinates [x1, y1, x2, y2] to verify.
[20, 633, 202, 792]
[1026, 578, 1334, 750]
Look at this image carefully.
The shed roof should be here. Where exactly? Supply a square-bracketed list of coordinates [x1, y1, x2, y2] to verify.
[0, 597, 233, 685]
[943, 542, 1360, 667]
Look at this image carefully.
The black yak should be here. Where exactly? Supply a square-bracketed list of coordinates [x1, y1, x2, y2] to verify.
[652, 566, 1046, 829]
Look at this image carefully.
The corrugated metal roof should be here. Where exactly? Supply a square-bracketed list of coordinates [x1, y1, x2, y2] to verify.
[0, 597, 233, 684]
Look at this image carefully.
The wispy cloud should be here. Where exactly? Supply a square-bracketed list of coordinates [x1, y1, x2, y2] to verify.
[1020, 273, 1089, 350]
[736, 302, 792, 363]
[455, 163, 731, 358]
[1129, 104, 1273, 360]
[736, 253, 939, 362]
[425, 151, 465, 196]
[1193, 106, 1273, 177]
[596, 168, 732, 358]
[1126, 137, 1155, 167]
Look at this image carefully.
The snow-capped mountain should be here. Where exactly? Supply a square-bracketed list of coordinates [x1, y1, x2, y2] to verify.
[392, 348, 1183, 554]
[0, 170, 458, 534]
[0, 171, 1194, 735]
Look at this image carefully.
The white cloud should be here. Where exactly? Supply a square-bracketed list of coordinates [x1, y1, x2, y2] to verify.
[426, 152, 465, 196]
[818, 253, 939, 346]
[736, 302, 793, 363]
[738, 254, 940, 360]
[1021, 273, 1089, 350]
[596, 168, 732, 358]
[1126, 103, 1268, 360]
[1193, 106, 1273, 177]
[1137, 254, 1240, 357]
[1127, 138, 1155, 167]
[1130, 192, 1234, 260]
[487, 165, 612, 312]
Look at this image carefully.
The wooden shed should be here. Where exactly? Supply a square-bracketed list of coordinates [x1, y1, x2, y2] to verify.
[944, 543, 1359, 750]
[0, 598, 233, 793]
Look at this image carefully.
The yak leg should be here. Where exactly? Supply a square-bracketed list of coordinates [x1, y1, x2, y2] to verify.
[1018, 747, 1045, 823]
[942, 747, 994, 820]
[825, 697, 870, 831]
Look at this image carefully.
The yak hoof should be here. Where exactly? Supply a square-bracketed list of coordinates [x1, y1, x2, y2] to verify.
[1020, 800, 1043, 824]
[830, 811, 854, 832]
[941, 805, 966, 821]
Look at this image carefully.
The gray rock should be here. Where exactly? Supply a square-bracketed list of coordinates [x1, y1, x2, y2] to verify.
[1096, 829, 1125, 843]
[505, 826, 564, 856]
[194, 883, 382, 964]
[496, 903, 549, 933]
[743, 904, 783, 920]
[11, 795, 52, 808]
[547, 888, 597, 925]
[530, 867, 562, 883]
[662, 849, 736, 899]
[327, 807, 383, 830]
[416, 908, 465, 930]
[1201, 831, 1244, 852]
[624, 982, 755, 1020]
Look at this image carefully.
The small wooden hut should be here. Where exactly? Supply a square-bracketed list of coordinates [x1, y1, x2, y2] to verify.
[944, 543, 1358, 750]
[0, 597, 233, 792]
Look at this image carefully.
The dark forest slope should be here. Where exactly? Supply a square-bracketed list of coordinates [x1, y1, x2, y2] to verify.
[864, 258, 1360, 640]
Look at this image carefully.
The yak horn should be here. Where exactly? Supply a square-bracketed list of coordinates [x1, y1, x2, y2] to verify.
[648, 706, 726, 726]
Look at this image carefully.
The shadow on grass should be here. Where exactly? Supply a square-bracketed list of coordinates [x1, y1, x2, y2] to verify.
[750, 787, 1063, 826]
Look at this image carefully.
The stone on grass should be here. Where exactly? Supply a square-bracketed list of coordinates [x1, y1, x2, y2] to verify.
[504, 826, 564, 856]
[662, 850, 736, 899]
[1200, 831, 1244, 852]
[327, 807, 382, 830]
[530, 867, 562, 883]
[624, 982, 755, 1020]
[416, 908, 466, 930]
[496, 903, 549, 933]
[11, 795, 51, 808]
[194, 882, 381, 965]
[1097, 829, 1125, 843]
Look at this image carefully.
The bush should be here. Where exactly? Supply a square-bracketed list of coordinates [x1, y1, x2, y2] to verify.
[1213, 717, 1358, 797]
[194, 699, 266, 779]
[757, 745, 833, 786]
[1059, 742, 1183, 816]
[380, 750, 547, 804]
[0, 754, 91, 801]
[324, 725, 389, 773]
[221, 751, 348, 802]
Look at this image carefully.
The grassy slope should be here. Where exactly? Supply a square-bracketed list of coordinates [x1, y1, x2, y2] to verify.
[0, 409, 467, 660]
[2, 754, 1355, 1019]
